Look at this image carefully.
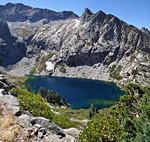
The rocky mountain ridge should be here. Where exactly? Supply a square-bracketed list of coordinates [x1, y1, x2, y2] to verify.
[0, 3, 150, 87]
[0, 2, 78, 23]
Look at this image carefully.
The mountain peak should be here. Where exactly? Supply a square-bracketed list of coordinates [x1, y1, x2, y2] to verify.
[96, 10, 107, 18]
[80, 8, 93, 24]
[5, 2, 14, 6]
[141, 27, 150, 37]
[5, 2, 27, 8]
[5, 2, 31, 7]
[83, 8, 93, 16]
[90, 10, 107, 24]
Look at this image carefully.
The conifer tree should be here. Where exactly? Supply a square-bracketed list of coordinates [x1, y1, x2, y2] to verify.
[40, 87, 46, 98]
[62, 96, 65, 104]
[55, 92, 61, 103]
[27, 85, 32, 92]
[34, 87, 38, 95]
[91, 103, 95, 114]
[95, 106, 99, 113]
[89, 111, 92, 118]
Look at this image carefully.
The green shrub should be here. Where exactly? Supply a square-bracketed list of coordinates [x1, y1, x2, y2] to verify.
[10, 88, 81, 129]
[16, 89, 53, 119]
[59, 63, 66, 73]
[80, 107, 121, 142]
[0, 70, 7, 75]
[80, 83, 150, 142]
[29, 53, 54, 75]
[38, 63, 46, 73]
[120, 115, 150, 142]
[53, 114, 81, 129]
[108, 64, 116, 73]
[29, 65, 37, 75]
[109, 65, 123, 80]
[10, 76, 28, 89]
[10, 88, 32, 97]
[119, 83, 150, 141]
[130, 56, 135, 63]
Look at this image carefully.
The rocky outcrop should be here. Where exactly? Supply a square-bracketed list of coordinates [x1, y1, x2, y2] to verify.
[0, 74, 80, 141]
[0, 94, 78, 142]
[64, 128, 81, 139]
[80, 8, 93, 24]
[0, 93, 20, 115]
[0, 74, 14, 91]
[0, 88, 79, 142]
[70, 118, 90, 126]
[0, 73, 18, 114]
[141, 27, 150, 37]
[30, 117, 65, 137]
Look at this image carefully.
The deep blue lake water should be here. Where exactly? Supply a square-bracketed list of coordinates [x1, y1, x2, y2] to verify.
[26, 76, 124, 109]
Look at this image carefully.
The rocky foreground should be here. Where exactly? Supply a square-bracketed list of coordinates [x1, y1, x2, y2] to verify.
[0, 75, 81, 142]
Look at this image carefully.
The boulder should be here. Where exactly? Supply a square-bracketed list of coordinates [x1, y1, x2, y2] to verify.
[0, 94, 20, 116]
[0, 74, 14, 91]
[0, 88, 7, 96]
[30, 117, 66, 137]
[70, 118, 90, 125]
[64, 128, 81, 138]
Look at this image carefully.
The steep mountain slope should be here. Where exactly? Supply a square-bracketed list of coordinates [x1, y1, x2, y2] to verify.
[0, 3, 149, 87]
[0, 2, 78, 67]
[0, 14, 26, 66]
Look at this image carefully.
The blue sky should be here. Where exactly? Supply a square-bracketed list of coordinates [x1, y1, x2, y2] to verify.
[0, 0, 149, 29]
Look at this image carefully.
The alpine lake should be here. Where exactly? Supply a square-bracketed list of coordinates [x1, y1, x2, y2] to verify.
[26, 76, 124, 109]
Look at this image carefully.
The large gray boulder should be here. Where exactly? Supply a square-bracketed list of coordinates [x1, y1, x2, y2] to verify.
[0, 93, 20, 115]
[30, 117, 65, 137]
[64, 128, 81, 138]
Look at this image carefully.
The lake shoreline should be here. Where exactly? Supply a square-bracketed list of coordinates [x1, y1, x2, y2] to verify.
[25, 75, 123, 90]
[26, 75, 124, 109]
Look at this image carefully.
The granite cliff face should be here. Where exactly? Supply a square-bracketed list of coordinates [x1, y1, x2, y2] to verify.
[0, 3, 150, 87]
[0, 14, 26, 66]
